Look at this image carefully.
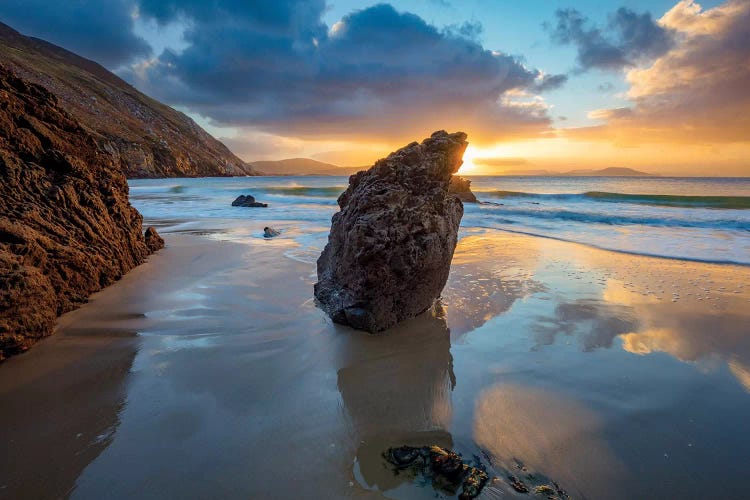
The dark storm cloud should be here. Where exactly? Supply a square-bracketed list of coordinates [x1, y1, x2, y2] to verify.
[548, 7, 673, 71]
[0, 0, 150, 67]
[2, 0, 561, 142]
[126, 2, 554, 141]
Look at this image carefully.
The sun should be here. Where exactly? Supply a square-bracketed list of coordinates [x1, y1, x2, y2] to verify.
[459, 144, 478, 174]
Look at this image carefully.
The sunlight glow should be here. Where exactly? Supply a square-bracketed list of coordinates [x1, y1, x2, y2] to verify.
[459, 144, 478, 174]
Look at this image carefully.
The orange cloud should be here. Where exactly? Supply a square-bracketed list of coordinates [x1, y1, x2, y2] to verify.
[576, 0, 750, 145]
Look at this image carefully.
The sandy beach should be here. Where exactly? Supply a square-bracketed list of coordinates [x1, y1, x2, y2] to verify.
[1, 228, 748, 499]
[2, 1, 749, 497]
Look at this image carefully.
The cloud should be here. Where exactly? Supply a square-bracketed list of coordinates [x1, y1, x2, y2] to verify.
[570, 0, 750, 144]
[548, 7, 673, 71]
[587, 107, 633, 120]
[123, 2, 554, 144]
[0, 0, 151, 67]
[531, 73, 569, 92]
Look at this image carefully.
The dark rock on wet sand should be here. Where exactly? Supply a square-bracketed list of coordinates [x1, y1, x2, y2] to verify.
[314, 130, 468, 332]
[232, 194, 267, 208]
[0, 65, 161, 361]
[144, 227, 165, 252]
[263, 227, 280, 238]
[449, 175, 478, 203]
[385, 445, 489, 499]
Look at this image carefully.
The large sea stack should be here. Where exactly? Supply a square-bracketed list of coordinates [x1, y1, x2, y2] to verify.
[314, 130, 468, 332]
[0, 66, 162, 360]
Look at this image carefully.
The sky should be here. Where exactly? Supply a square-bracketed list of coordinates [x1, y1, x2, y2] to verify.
[0, 0, 748, 176]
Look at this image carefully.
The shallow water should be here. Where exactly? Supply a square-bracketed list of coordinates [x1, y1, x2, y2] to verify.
[1, 228, 748, 499]
[129, 175, 750, 265]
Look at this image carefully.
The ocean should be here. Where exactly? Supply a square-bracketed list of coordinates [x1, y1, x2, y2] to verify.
[129, 175, 750, 265]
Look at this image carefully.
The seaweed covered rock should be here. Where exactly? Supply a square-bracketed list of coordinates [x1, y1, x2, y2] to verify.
[0, 65, 161, 361]
[385, 445, 489, 499]
[449, 175, 478, 203]
[314, 130, 467, 332]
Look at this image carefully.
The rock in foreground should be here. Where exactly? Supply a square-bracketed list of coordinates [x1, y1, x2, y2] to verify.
[314, 130, 467, 332]
[385, 445, 489, 499]
[0, 66, 162, 361]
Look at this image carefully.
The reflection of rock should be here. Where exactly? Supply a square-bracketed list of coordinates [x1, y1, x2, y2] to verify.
[337, 310, 454, 438]
[0, 332, 136, 498]
[473, 384, 625, 499]
[448, 175, 478, 203]
[337, 310, 456, 492]
[315, 130, 467, 332]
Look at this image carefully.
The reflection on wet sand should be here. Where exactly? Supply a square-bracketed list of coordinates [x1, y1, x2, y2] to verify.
[532, 299, 636, 351]
[0, 236, 252, 498]
[619, 306, 750, 392]
[473, 384, 625, 499]
[2, 227, 749, 499]
[0, 312, 137, 499]
[336, 310, 456, 495]
[528, 242, 750, 394]
[443, 233, 545, 336]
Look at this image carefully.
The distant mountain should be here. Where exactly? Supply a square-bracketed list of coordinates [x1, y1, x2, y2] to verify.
[499, 169, 556, 176]
[561, 167, 656, 177]
[0, 21, 256, 178]
[251, 158, 362, 176]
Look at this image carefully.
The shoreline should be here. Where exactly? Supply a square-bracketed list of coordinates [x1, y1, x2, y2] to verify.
[1, 229, 749, 498]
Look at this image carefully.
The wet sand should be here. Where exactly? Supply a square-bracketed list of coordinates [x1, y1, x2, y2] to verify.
[1, 229, 749, 499]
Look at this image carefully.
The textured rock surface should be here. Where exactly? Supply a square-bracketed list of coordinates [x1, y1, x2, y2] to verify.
[314, 130, 467, 332]
[0, 21, 256, 178]
[385, 445, 489, 499]
[231, 195, 268, 208]
[0, 66, 162, 361]
[449, 175, 478, 203]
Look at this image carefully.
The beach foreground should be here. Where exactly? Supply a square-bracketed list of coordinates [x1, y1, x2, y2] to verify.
[1, 229, 749, 499]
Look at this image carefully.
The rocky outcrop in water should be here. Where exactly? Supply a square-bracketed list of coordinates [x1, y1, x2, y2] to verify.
[0, 66, 162, 361]
[231, 195, 267, 208]
[314, 130, 467, 332]
[449, 175, 478, 203]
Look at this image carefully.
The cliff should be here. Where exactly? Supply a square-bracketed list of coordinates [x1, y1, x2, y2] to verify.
[0, 21, 255, 178]
[0, 66, 162, 360]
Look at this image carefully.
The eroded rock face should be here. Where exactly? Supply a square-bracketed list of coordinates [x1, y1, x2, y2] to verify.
[0, 66, 162, 360]
[314, 130, 467, 332]
[449, 175, 478, 203]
